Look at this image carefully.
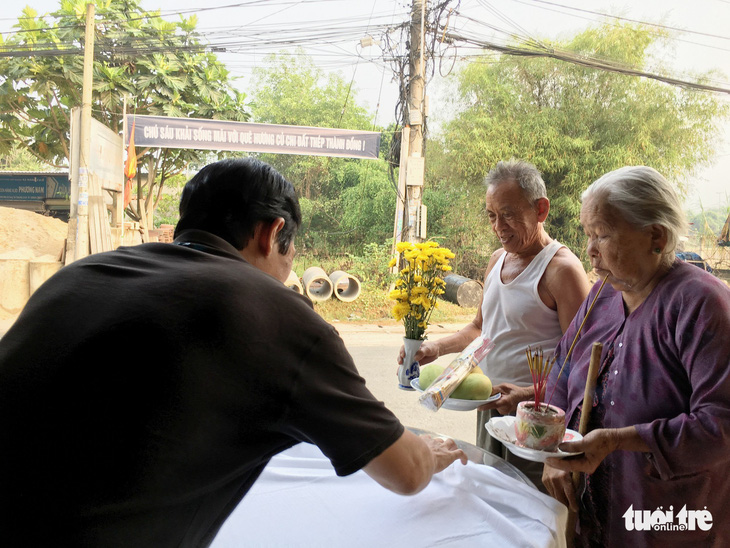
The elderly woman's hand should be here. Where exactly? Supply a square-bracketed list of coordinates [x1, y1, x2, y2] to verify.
[542, 463, 578, 511]
[545, 429, 618, 475]
[546, 426, 649, 475]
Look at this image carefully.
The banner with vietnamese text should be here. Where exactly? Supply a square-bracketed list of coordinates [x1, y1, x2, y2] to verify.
[126, 115, 381, 160]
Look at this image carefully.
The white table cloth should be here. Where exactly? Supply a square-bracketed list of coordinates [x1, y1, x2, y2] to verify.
[211, 441, 568, 547]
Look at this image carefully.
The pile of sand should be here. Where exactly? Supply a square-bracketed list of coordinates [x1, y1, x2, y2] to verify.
[0, 206, 68, 261]
[0, 206, 68, 326]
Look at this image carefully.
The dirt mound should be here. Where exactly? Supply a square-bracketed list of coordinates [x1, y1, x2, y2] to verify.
[0, 206, 67, 261]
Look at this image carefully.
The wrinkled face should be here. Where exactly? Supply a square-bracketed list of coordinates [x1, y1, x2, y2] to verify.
[485, 180, 541, 253]
[580, 195, 656, 291]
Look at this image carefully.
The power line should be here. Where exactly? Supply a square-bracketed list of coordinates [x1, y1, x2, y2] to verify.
[444, 30, 730, 95]
[521, 0, 730, 42]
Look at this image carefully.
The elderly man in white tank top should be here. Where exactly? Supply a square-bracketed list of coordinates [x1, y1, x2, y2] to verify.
[401, 160, 590, 491]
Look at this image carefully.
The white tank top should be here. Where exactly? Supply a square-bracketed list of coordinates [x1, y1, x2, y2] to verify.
[479, 240, 564, 386]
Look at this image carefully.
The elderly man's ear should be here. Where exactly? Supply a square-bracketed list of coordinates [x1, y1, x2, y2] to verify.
[535, 197, 550, 222]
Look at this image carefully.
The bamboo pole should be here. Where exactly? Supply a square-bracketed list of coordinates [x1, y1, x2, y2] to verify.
[565, 341, 604, 547]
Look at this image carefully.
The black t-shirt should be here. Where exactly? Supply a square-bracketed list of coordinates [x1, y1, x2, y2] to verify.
[0, 230, 403, 547]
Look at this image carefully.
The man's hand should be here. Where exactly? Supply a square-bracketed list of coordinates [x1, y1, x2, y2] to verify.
[363, 430, 466, 495]
[421, 435, 468, 474]
[542, 463, 578, 511]
[477, 383, 532, 415]
[397, 340, 439, 366]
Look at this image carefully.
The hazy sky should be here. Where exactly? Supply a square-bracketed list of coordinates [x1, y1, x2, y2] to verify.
[2, 0, 728, 208]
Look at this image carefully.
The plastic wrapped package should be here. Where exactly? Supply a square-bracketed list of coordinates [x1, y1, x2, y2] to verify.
[418, 335, 495, 412]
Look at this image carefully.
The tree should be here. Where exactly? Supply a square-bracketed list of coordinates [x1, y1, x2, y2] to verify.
[0, 144, 54, 171]
[431, 23, 728, 259]
[248, 51, 395, 252]
[0, 0, 249, 225]
[249, 50, 377, 197]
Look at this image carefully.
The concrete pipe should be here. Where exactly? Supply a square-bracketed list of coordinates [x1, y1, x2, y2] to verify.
[285, 270, 304, 295]
[329, 270, 361, 302]
[443, 274, 483, 308]
[302, 266, 333, 302]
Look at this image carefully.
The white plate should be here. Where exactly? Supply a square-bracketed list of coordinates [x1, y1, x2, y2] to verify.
[410, 379, 501, 411]
[485, 415, 583, 463]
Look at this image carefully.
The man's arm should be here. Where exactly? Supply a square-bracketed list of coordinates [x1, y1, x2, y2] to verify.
[541, 248, 591, 332]
[362, 430, 467, 495]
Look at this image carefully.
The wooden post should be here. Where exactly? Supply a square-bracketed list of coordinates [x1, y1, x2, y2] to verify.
[565, 342, 603, 547]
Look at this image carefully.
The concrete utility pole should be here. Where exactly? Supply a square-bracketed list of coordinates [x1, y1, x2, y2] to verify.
[395, 0, 428, 246]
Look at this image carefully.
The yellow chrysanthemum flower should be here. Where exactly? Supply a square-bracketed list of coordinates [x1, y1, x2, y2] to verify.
[388, 240, 456, 340]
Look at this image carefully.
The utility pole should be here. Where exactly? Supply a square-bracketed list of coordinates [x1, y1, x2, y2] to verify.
[67, 2, 95, 263]
[394, 0, 427, 246]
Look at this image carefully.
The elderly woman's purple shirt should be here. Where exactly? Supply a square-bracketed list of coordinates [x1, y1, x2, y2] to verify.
[547, 259, 730, 547]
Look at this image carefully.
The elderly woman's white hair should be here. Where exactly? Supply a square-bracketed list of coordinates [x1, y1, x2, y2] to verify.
[582, 166, 688, 265]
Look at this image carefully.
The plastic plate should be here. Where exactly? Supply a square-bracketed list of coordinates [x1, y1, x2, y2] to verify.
[410, 378, 501, 411]
[485, 415, 583, 463]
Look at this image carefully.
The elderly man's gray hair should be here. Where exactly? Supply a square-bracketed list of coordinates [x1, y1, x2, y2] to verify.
[484, 159, 547, 203]
[582, 166, 688, 263]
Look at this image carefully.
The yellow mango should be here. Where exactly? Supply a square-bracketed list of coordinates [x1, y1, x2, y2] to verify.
[452, 374, 492, 400]
[418, 363, 445, 389]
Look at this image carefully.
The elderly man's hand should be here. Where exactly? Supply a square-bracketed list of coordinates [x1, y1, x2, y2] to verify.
[477, 383, 532, 415]
[397, 340, 440, 366]
[421, 435, 468, 473]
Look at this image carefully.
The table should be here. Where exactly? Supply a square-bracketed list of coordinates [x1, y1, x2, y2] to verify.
[211, 428, 568, 547]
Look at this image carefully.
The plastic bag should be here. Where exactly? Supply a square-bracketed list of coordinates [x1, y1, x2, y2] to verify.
[418, 335, 495, 412]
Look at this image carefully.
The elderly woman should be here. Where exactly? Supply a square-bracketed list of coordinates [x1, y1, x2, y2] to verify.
[543, 166, 730, 547]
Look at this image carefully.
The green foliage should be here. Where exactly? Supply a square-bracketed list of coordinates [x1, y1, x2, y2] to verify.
[686, 206, 730, 237]
[433, 23, 728, 257]
[340, 163, 395, 246]
[423, 142, 499, 279]
[0, 0, 249, 222]
[249, 50, 377, 197]
[250, 50, 397, 253]
[346, 242, 394, 289]
[153, 172, 188, 227]
[0, 144, 55, 171]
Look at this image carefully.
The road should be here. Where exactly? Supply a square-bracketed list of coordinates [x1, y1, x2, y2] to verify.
[334, 321, 477, 445]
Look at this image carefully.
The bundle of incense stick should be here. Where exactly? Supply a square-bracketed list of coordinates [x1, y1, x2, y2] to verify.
[546, 274, 609, 408]
[526, 346, 555, 411]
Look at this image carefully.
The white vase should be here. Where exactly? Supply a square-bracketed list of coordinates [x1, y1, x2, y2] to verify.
[398, 337, 422, 390]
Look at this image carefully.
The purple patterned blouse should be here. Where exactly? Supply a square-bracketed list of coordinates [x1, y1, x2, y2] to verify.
[547, 259, 730, 547]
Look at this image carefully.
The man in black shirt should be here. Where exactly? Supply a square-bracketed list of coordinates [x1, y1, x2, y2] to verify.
[0, 158, 466, 547]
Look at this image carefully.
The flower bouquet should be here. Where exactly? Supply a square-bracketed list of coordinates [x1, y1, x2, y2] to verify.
[389, 241, 455, 389]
